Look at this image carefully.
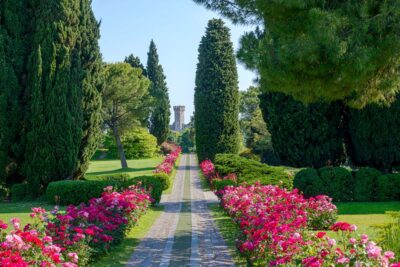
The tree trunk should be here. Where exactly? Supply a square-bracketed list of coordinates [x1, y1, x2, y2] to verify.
[113, 126, 128, 169]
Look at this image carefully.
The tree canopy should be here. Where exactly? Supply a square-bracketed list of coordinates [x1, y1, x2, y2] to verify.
[194, 0, 400, 108]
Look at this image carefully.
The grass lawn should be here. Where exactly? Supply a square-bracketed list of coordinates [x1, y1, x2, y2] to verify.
[86, 157, 162, 179]
[0, 201, 64, 231]
[92, 206, 164, 267]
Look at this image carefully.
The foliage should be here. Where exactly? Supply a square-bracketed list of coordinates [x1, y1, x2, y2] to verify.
[194, 19, 240, 161]
[11, 183, 29, 202]
[154, 147, 181, 175]
[147, 40, 171, 145]
[213, 154, 292, 189]
[347, 97, 400, 172]
[239, 86, 269, 151]
[125, 54, 147, 77]
[105, 128, 158, 160]
[194, 0, 400, 108]
[354, 168, 382, 202]
[375, 212, 400, 262]
[259, 92, 345, 168]
[178, 128, 195, 153]
[101, 63, 151, 168]
[153, 172, 171, 191]
[130, 176, 163, 204]
[293, 168, 325, 198]
[239, 149, 261, 162]
[160, 142, 177, 155]
[319, 167, 354, 202]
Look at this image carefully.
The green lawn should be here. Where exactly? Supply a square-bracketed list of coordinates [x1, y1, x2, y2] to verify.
[86, 157, 162, 179]
[92, 206, 164, 267]
[0, 201, 64, 231]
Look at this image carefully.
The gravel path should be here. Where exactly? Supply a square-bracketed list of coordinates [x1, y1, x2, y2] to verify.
[126, 153, 234, 267]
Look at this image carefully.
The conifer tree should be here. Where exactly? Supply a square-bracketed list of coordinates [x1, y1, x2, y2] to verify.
[125, 54, 147, 77]
[23, 0, 84, 195]
[146, 40, 171, 145]
[73, 0, 103, 180]
[194, 19, 240, 161]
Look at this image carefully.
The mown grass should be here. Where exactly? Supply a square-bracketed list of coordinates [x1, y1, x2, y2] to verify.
[0, 201, 65, 232]
[86, 157, 162, 179]
[92, 206, 164, 267]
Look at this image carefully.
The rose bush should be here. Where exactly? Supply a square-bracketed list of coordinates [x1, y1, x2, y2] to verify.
[154, 146, 182, 175]
[0, 186, 151, 266]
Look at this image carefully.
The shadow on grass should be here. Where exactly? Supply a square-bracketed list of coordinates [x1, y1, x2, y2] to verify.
[336, 202, 400, 215]
[87, 167, 154, 177]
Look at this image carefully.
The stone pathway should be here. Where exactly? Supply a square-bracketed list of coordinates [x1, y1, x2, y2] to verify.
[126, 154, 234, 267]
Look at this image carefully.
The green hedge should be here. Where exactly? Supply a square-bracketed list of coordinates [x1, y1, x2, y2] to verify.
[46, 174, 165, 206]
[11, 183, 30, 202]
[294, 167, 400, 202]
[214, 154, 292, 189]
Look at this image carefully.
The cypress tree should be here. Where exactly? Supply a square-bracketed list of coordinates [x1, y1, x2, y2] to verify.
[259, 92, 345, 168]
[347, 97, 400, 172]
[0, 0, 26, 184]
[23, 0, 84, 195]
[73, 0, 103, 180]
[194, 19, 240, 161]
[125, 54, 147, 77]
[146, 40, 171, 145]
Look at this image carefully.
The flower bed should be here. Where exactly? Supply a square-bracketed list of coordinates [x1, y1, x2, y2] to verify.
[200, 159, 400, 266]
[0, 186, 151, 266]
[154, 146, 182, 175]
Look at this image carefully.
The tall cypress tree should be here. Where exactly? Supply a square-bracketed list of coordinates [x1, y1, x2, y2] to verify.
[73, 0, 103, 180]
[146, 40, 171, 145]
[23, 0, 83, 195]
[0, 0, 26, 184]
[194, 19, 240, 161]
[259, 92, 345, 168]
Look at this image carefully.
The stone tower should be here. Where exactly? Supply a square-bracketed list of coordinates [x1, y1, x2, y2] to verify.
[173, 106, 185, 131]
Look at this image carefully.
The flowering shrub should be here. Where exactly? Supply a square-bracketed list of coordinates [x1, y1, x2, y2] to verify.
[154, 146, 182, 175]
[221, 184, 399, 266]
[199, 159, 215, 180]
[0, 186, 151, 266]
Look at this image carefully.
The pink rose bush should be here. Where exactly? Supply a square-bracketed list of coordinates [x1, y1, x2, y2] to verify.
[199, 160, 400, 266]
[154, 146, 182, 175]
[0, 186, 151, 266]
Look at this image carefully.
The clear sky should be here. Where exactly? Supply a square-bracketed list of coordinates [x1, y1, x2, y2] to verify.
[92, 0, 257, 124]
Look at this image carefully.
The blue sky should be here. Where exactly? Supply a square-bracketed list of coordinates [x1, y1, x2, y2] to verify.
[92, 0, 257, 124]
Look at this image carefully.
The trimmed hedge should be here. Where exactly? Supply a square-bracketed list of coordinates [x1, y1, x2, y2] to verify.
[294, 167, 400, 202]
[153, 173, 170, 190]
[11, 183, 30, 202]
[46, 175, 164, 206]
[214, 154, 292, 189]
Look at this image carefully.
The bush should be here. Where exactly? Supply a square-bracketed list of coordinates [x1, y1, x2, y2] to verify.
[105, 128, 159, 159]
[239, 149, 261, 161]
[46, 174, 165, 206]
[319, 167, 354, 202]
[0, 183, 9, 200]
[213, 179, 236, 192]
[375, 175, 393, 201]
[354, 167, 381, 201]
[97, 173, 131, 183]
[153, 173, 170, 190]
[131, 176, 163, 204]
[214, 154, 292, 189]
[293, 168, 325, 198]
[160, 142, 177, 155]
[11, 183, 30, 202]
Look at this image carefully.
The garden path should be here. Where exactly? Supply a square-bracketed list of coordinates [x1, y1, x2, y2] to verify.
[126, 153, 234, 267]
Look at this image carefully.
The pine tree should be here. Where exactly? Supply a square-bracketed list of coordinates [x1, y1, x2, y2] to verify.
[125, 54, 147, 77]
[73, 0, 103, 180]
[194, 19, 240, 161]
[194, 0, 400, 108]
[259, 92, 345, 168]
[146, 40, 171, 145]
[23, 0, 84, 195]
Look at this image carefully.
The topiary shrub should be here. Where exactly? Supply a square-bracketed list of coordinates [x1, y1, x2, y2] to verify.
[354, 167, 382, 201]
[214, 154, 292, 189]
[131, 176, 163, 204]
[375, 175, 393, 201]
[293, 168, 325, 198]
[11, 183, 30, 202]
[153, 173, 170, 190]
[319, 167, 354, 202]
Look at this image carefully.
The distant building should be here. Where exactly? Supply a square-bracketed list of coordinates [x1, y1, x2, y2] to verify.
[171, 106, 185, 132]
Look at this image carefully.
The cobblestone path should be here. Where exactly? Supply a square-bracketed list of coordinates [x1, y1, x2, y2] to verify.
[126, 154, 234, 267]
